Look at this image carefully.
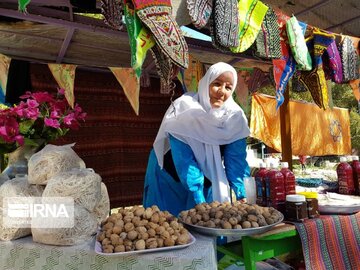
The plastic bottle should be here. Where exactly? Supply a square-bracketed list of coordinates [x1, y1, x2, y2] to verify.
[264, 162, 286, 212]
[255, 162, 268, 206]
[350, 156, 360, 195]
[280, 162, 296, 195]
[336, 156, 355, 195]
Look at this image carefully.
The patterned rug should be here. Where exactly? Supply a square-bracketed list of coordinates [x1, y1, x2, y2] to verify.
[295, 213, 360, 270]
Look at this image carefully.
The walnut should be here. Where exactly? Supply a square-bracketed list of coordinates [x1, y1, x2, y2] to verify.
[114, 245, 125, 252]
[135, 239, 146, 250]
[146, 238, 158, 249]
[127, 230, 138, 240]
[164, 237, 175, 246]
[124, 222, 135, 232]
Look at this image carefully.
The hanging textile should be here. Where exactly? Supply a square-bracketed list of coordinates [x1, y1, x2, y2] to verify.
[171, 0, 192, 27]
[186, 0, 212, 29]
[255, 6, 282, 59]
[250, 94, 351, 156]
[48, 63, 77, 108]
[213, 0, 239, 48]
[230, 0, 268, 53]
[323, 39, 343, 83]
[272, 11, 296, 110]
[101, 0, 124, 30]
[18, 0, 31, 12]
[338, 36, 360, 82]
[299, 29, 335, 110]
[0, 54, 11, 104]
[286, 16, 312, 71]
[110, 67, 140, 115]
[132, 0, 188, 69]
[150, 45, 179, 94]
[124, 1, 155, 79]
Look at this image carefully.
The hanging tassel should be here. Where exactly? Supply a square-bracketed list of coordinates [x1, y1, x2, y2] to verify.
[18, 0, 31, 13]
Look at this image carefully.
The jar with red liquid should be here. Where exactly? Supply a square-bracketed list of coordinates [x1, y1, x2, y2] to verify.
[350, 156, 360, 195]
[336, 157, 355, 195]
[265, 162, 286, 212]
[255, 162, 268, 206]
[280, 162, 296, 195]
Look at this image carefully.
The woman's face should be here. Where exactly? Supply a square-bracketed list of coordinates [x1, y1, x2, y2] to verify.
[209, 71, 234, 108]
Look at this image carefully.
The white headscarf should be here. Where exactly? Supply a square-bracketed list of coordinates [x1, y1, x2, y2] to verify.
[153, 62, 250, 202]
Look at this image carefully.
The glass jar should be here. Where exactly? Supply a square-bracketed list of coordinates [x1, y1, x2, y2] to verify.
[285, 194, 308, 222]
[298, 192, 319, 218]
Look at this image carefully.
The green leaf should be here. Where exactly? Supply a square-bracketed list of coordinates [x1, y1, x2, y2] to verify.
[19, 120, 35, 134]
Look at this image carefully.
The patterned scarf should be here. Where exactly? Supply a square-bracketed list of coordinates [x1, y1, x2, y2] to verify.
[132, 0, 189, 69]
[230, 0, 268, 53]
[299, 29, 335, 110]
[255, 7, 282, 59]
[323, 39, 343, 83]
[101, 0, 124, 30]
[338, 36, 360, 82]
[186, 0, 212, 29]
[213, 0, 239, 48]
[271, 11, 296, 110]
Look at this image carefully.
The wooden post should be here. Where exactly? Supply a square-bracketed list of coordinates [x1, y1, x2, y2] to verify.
[279, 86, 293, 169]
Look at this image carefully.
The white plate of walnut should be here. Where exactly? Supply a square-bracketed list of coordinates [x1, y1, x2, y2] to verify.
[95, 205, 196, 255]
[178, 201, 284, 237]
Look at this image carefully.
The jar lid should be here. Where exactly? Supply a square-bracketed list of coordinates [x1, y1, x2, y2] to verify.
[340, 156, 347, 162]
[286, 194, 306, 202]
[298, 191, 318, 199]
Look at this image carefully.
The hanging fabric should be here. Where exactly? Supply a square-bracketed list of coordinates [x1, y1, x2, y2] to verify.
[101, 0, 124, 30]
[323, 39, 343, 83]
[299, 29, 335, 110]
[338, 36, 360, 82]
[18, 0, 31, 12]
[286, 16, 312, 71]
[272, 11, 296, 110]
[132, 0, 189, 69]
[123, 1, 155, 79]
[255, 6, 282, 59]
[48, 64, 77, 108]
[213, 0, 239, 48]
[186, 0, 212, 29]
[230, 0, 268, 53]
[250, 94, 352, 156]
[0, 54, 11, 104]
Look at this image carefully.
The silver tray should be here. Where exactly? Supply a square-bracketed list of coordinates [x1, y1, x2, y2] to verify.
[179, 213, 284, 237]
[319, 204, 360, 214]
[94, 232, 196, 256]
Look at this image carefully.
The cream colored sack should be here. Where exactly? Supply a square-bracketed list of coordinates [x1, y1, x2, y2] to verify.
[0, 175, 44, 241]
[31, 204, 98, 246]
[28, 144, 86, 185]
[93, 182, 110, 224]
[43, 168, 102, 212]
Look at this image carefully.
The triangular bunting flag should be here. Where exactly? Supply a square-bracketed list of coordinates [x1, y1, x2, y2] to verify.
[110, 67, 140, 115]
[0, 54, 11, 104]
[48, 63, 76, 108]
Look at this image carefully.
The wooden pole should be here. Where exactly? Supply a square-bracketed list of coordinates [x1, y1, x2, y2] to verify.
[279, 86, 293, 169]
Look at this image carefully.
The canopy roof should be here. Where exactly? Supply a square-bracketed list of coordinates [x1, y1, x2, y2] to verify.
[0, 0, 358, 71]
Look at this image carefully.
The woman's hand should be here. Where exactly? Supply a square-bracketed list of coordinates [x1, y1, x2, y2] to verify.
[237, 198, 247, 203]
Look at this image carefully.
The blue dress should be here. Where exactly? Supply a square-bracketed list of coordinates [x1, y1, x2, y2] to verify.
[143, 135, 250, 216]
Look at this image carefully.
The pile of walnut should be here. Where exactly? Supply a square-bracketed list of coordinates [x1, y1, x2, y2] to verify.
[97, 205, 191, 253]
[179, 201, 282, 229]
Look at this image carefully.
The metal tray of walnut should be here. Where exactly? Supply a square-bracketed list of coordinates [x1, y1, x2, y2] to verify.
[95, 205, 196, 255]
[178, 201, 284, 237]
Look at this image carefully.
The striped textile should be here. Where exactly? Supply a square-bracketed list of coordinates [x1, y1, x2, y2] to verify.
[295, 213, 360, 270]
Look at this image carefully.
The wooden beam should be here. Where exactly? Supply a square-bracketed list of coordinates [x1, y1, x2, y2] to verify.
[56, 27, 74, 63]
[279, 86, 293, 170]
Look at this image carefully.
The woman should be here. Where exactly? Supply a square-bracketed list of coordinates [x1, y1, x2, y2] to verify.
[143, 62, 250, 216]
